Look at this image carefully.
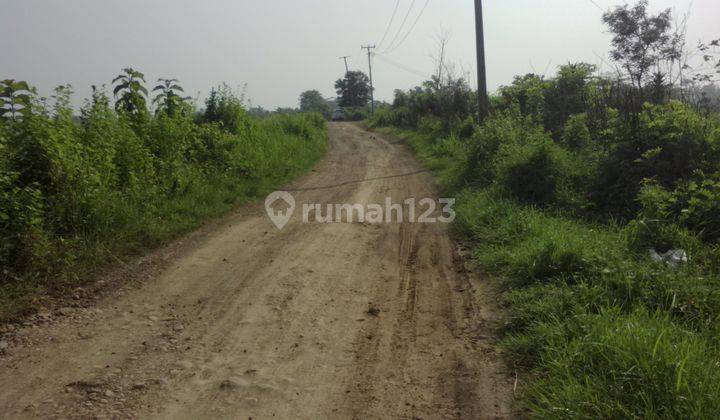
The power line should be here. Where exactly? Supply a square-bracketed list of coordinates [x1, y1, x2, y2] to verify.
[384, 0, 416, 53]
[384, 0, 431, 53]
[374, 52, 431, 79]
[377, 0, 401, 49]
[588, 0, 605, 12]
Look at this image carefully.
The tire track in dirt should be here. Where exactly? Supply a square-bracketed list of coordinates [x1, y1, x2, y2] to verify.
[0, 123, 514, 419]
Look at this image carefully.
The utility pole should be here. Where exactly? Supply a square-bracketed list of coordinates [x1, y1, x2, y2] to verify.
[339, 56, 350, 74]
[474, 0, 489, 123]
[361, 45, 376, 115]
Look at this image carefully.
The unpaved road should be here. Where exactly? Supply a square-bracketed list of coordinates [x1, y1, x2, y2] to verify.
[0, 123, 513, 419]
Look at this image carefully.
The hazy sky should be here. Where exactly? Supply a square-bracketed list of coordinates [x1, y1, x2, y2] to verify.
[1, 0, 718, 110]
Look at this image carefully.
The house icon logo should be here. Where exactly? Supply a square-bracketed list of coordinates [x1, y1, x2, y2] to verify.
[264, 191, 295, 230]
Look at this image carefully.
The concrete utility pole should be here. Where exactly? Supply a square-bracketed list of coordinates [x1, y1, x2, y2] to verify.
[474, 0, 489, 123]
[361, 45, 376, 115]
[339, 56, 350, 74]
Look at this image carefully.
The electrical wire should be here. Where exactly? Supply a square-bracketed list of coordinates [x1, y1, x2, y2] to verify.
[377, 0, 401, 49]
[384, 0, 431, 53]
[374, 52, 431, 79]
[384, 0, 416, 53]
[588, 0, 605, 12]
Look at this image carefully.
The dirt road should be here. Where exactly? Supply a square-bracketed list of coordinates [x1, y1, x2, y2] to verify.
[0, 123, 513, 419]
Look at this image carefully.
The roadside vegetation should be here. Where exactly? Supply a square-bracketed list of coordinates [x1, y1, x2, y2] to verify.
[369, 1, 720, 416]
[0, 72, 327, 321]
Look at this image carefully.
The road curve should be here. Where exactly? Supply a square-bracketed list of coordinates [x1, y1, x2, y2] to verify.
[0, 122, 513, 419]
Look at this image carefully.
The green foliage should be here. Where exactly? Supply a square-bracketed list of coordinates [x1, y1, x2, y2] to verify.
[526, 309, 720, 418]
[674, 173, 720, 243]
[202, 84, 249, 134]
[0, 80, 32, 120]
[464, 111, 536, 186]
[299, 90, 330, 119]
[494, 131, 574, 205]
[0, 77, 327, 320]
[112, 68, 148, 116]
[367, 104, 414, 128]
[592, 101, 716, 217]
[544, 63, 597, 136]
[152, 78, 191, 117]
[366, 2, 720, 415]
[368, 76, 474, 131]
[340, 106, 369, 122]
[560, 114, 591, 150]
[628, 173, 720, 247]
[449, 187, 720, 417]
[499, 74, 549, 123]
[602, 0, 679, 101]
[379, 94, 720, 417]
[334, 71, 371, 108]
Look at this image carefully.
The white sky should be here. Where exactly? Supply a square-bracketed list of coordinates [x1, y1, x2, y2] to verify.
[1, 0, 718, 110]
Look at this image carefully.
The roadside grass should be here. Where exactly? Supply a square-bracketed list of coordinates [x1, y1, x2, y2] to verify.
[373, 125, 720, 418]
[371, 126, 465, 192]
[0, 115, 327, 322]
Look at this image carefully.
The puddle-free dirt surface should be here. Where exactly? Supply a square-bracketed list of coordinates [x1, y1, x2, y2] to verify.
[0, 123, 514, 419]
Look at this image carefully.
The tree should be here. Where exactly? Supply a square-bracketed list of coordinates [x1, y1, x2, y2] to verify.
[543, 63, 597, 135]
[334, 71, 371, 108]
[299, 90, 330, 118]
[112, 68, 148, 115]
[153, 78, 190, 117]
[694, 39, 720, 84]
[602, 1, 682, 107]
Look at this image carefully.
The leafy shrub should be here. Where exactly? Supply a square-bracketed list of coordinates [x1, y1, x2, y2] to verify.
[498, 74, 549, 123]
[673, 173, 720, 243]
[341, 106, 368, 122]
[625, 181, 701, 254]
[463, 111, 537, 185]
[372, 77, 474, 129]
[367, 106, 412, 128]
[454, 115, 477, 139]
[592, 101, 716, 218]
[0, 169, 47, 274]
[543, 63, 597, 136]
[202, 84, 249, 134]
[417, 115, 444, 135]
[494, 133, 572, 205]
[0, 79, 327, 319]
[560, 113, 591, 150]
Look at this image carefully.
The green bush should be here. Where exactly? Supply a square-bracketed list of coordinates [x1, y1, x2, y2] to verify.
[494, 133, 573, 205]
[624, 181, 702, 254]
[560, 113, 591, 150]
[201, 84, 250, 134]
[463, 111, 536, 186]
[367, 106, 416, 129]
[341, 106, 368, 122]
[498, 74, 549, 123]
[0, 80, 327, 320]
[417, 115, 444, 135]
[673, 173, 720, 243]
[592, 101, 717, 218]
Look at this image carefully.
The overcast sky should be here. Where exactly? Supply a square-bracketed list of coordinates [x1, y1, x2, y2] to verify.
[1, 0, 718, 110]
